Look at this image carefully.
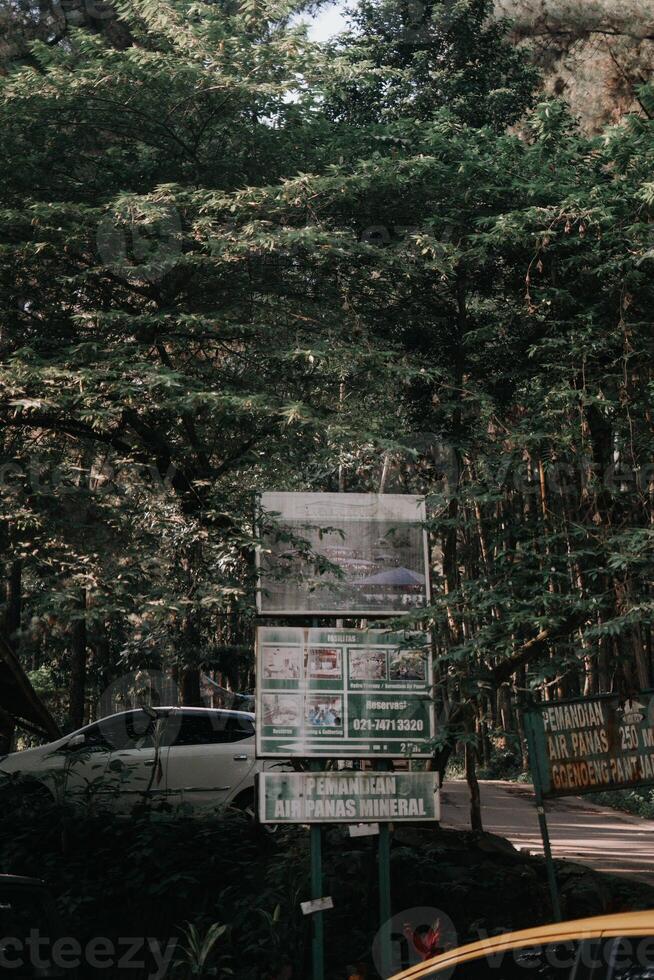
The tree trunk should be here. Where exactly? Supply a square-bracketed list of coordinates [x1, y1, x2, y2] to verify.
[465, 737, 483, 831]
[598, 636, 611, 692]
[68, 591, 88, 730]
[181, 666, 203, 707]
[5, 559, 21, 635]
[0, 708, 15, 755]
[515, 668, 530, 770]
[632, 625, 651, 689]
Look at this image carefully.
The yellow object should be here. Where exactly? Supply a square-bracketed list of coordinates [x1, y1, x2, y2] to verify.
[390, 910, 654, 979]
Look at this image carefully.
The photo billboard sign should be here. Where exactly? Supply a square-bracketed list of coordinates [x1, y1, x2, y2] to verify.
[257, 492, 430, 616]
[524, 691, 654, 798]
[256, 627, 435, 759]
[258, 771, 441, 824]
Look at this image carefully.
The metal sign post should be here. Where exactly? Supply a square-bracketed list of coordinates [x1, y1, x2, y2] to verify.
[376, 759, 393, 979]
[310, 820, 325, 980]
[523, 690, 654, 923]
[378, 821, 392, 978]
[309, 662, 325, 980]
[523, 711, 562, 922]
[258, 771, 440, 980]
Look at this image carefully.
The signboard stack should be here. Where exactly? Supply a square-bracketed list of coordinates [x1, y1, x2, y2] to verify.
[255, 492, 436, 980]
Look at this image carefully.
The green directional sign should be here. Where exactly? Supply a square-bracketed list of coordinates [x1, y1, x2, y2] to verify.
[258, 771, 441, 823]
[256, 627, 435, 758]
[525, 690, 654, 798]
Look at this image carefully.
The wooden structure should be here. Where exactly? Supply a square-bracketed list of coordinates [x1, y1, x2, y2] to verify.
[0, 634, 60, 747]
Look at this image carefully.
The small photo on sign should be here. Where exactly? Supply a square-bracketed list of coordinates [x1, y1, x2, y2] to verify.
[389, 649, 427, 682]
[308, 646, 342, 682]
[262, 694, 301, 729]
[349, 649, 387, 681]
[305, 696, 343, 729]
[262, 645, 302, 681]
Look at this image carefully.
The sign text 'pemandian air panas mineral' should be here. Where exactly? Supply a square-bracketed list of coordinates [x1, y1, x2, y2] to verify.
[258, 772, 440, 823]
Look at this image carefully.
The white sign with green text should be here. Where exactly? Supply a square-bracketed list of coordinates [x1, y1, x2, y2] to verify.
[258, 771, 441, 824]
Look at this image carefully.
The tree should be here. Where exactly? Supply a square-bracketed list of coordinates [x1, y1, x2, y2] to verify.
[0, 0, 385, 722]
[0, 0, 132, 72]
[3, 0, 654, 811]
[497, 0, 654, 130]
[202, 86, 654, 795]
[323, 0, 539, 128]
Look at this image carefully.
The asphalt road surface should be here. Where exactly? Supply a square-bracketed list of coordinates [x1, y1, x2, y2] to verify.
[441, 779, 654, 886]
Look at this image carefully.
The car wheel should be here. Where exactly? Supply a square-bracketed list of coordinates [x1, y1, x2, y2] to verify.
[4, 776, 57, 813]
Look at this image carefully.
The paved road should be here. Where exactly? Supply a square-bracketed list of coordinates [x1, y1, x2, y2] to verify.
[441, 779, 654, 886]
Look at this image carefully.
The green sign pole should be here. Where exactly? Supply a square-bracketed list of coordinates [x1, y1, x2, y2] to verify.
[309, 616, 325, 980]
[378, 822, 392, 977]
[310, 821, 325, 980]
[524, 712, 562, 922]
[377, 760, 393, 977]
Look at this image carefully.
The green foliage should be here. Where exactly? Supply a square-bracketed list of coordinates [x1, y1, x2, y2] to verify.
[2, 0, 654, 766]
[323, 0, 539, 128]
[173, 922, 232, 978]
[2, 789, 653, 980]
[0, 783, 307, 978]
[587, 787, 654, 821]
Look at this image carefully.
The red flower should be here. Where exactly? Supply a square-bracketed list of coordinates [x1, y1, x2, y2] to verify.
[404, 919, 443, 961]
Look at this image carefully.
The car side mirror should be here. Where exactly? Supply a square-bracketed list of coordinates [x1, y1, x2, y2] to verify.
[66, 733, 86, 750]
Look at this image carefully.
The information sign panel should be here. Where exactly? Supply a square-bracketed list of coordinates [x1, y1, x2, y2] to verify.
[257, 492, 430, 616]
[256, 627, 435, 758]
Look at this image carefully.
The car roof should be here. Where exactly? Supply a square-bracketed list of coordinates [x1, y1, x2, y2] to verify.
[391, 911, 654, 980]
[0, 874, 45, 888]
[105, 704, 255, 721]
[162, 706, 255, 720]
[105, 706, 255, 721]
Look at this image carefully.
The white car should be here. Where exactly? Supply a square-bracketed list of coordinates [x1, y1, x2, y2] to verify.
[0, 706, 281, 816]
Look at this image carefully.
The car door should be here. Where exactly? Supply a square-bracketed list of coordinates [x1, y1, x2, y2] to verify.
[60, 721, 114, 811]
[412, 939, 590, 980]
[601, 934, 654, 980]
[101, 710, 161, 814]
[161, 710, 256, 812]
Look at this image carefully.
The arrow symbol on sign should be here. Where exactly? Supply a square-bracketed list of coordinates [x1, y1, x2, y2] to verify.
[281, 742, 372, 753]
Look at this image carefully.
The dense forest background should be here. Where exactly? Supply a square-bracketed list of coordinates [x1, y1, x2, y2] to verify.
[500, 0, 654, 130]
[2, 0, 654, 793]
